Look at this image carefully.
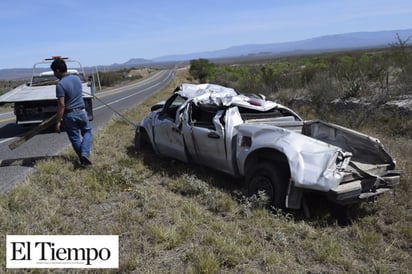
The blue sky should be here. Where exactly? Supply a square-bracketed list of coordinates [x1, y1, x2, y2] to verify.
[1, 0, 411, 69]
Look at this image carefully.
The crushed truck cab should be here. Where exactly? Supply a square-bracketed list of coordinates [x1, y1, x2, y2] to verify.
[0, 57, 94, 125]
[135, 83, 401, 209]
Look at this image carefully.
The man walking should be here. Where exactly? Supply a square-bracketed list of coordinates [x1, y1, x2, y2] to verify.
[51, 58, 92, 166]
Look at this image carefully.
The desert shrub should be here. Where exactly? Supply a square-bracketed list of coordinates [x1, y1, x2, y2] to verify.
[306, 72, 340, 117]
[189, 47, 411, 137]
[301, 64, 323, 87]
[208, 65, 244, 89]
[189, 58, 216, 83]
[0, 80, 27, 95]
[97, 68, 143, 87]
[388, 34, 412, 94]
[237, 66, 262, 93]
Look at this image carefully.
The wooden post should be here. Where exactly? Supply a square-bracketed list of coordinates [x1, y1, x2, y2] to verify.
[8, 114, 57, 150]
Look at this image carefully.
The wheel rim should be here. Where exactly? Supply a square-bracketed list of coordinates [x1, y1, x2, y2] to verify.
[250, 175, 274, 200]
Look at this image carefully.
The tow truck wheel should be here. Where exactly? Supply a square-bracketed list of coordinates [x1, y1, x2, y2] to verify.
[246, 162, 287, 209]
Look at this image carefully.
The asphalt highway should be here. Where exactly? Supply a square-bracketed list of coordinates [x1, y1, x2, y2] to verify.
[0, 69, 174, 192]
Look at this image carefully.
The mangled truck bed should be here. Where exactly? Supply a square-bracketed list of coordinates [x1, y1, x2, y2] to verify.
[135, 83, 401, 209]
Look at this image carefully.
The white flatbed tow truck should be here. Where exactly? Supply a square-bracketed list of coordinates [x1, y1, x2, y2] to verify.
[0, 57, 94, 125]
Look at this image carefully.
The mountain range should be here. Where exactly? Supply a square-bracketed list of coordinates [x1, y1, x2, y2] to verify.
[148, 28, 412, 63]
[1, 28, 411, 80]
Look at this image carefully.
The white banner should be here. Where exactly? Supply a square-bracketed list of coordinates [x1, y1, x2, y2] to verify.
[6, 235, 118, 269]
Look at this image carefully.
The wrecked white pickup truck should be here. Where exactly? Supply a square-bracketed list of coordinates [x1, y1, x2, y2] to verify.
[135, 83, 400, 209]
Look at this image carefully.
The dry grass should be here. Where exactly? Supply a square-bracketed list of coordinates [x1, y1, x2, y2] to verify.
[0, 104, 13, 114]
[127, 68, 156, 79]
[0, 68, 411, 273]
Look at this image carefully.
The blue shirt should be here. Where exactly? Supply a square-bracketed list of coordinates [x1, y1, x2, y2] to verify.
[56, 74, 85, 110]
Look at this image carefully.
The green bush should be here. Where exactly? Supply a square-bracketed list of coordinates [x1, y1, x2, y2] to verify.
[189, 58, 216, 83]
[96, 68, 143, 88]
[189, 43, 412, 137]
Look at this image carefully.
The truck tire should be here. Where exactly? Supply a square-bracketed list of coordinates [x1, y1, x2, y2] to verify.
[134, 128, 151, 154]
[246, 162, 287, 209]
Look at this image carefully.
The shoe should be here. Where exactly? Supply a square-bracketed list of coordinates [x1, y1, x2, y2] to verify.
[80, 155, 92, 166]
